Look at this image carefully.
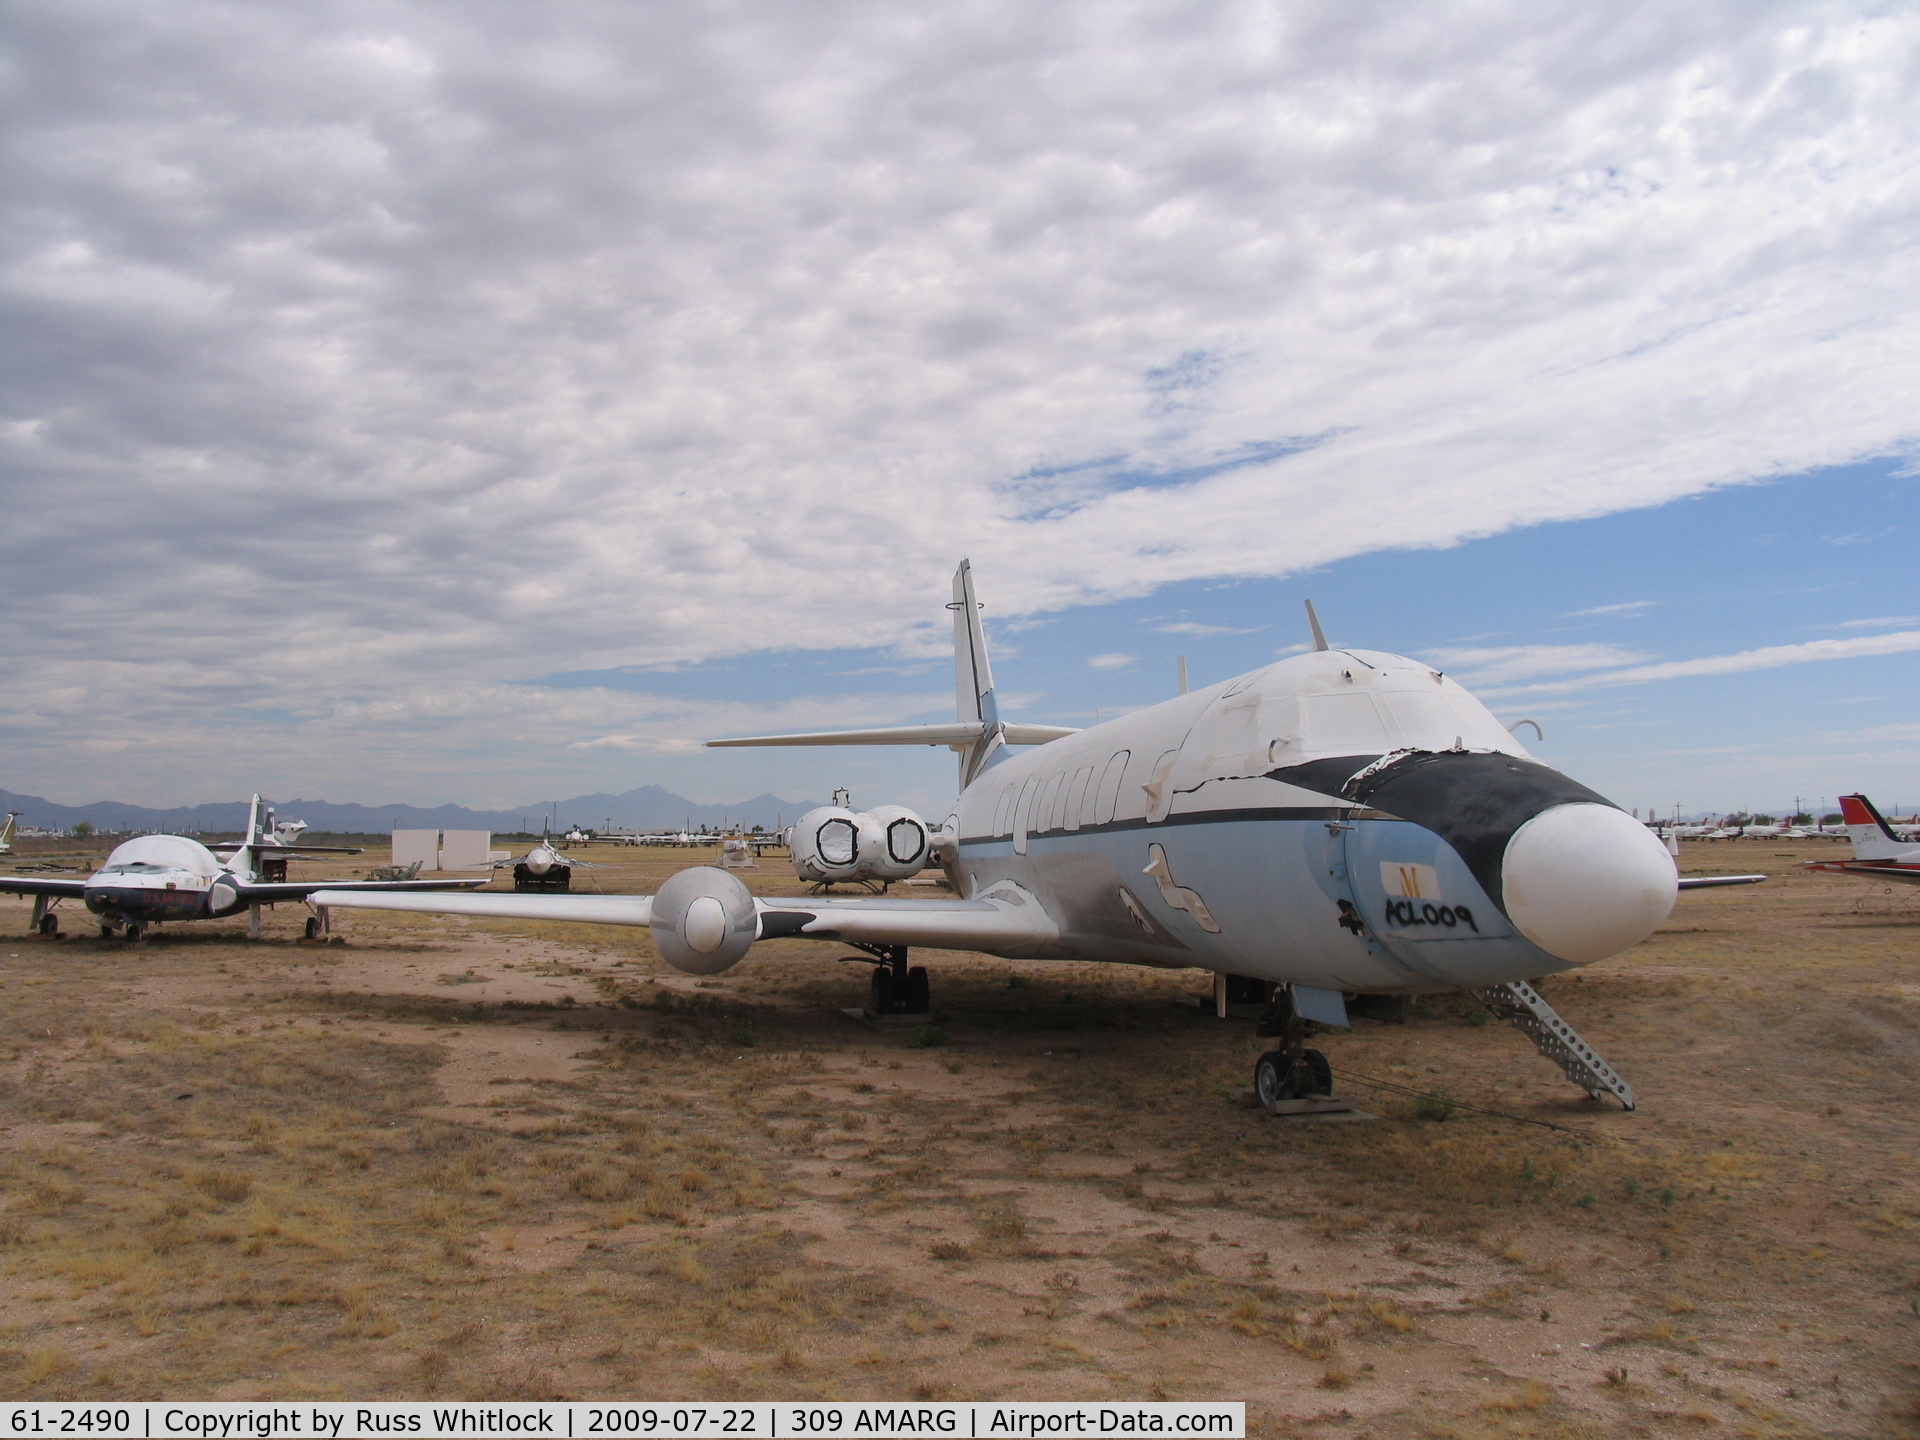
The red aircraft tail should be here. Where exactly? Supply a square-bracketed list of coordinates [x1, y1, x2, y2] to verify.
[1838, 793, 1905, 859]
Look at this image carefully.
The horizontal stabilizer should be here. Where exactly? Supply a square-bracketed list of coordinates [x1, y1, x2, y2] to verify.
[209, 844, 366, 856]
[706, 721, 1076, 749]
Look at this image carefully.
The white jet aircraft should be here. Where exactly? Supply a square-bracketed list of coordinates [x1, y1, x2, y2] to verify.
[2, 796, 487, 942]
[1803, 794, 1920, 886]
[493, 838, 604, 890]
[312, 562, 1761, 1110]
[0, 813, 16, 854]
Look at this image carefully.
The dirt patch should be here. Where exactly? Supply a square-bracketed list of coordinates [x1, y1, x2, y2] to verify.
[0, 841, 1914, 1435]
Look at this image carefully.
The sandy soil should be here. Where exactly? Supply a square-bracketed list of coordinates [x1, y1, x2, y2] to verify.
[0, 839, 1915, 1437]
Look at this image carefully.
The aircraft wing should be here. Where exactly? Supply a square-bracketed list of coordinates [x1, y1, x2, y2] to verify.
[306, 885, 1060, 952]
[1676, 874, 1767, 890]
[234, 876, 493, 904]
[305, 889, 653, 924]
[0, 876, 88, 899]
[707, 722, 1076, 748]
[753, 891, 1059, 949]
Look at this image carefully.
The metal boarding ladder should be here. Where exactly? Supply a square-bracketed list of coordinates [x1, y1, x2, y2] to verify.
[1476, 979, 1635, 1111]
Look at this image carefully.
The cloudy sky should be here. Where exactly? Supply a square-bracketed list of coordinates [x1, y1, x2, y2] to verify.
[3, 1, 1917, 818]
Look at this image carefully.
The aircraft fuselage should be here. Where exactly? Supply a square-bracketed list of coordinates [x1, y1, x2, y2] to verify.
[942, 647, 1677, 993]
[80, 835, 238, 923]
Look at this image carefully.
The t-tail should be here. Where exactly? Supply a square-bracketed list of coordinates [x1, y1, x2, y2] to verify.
[951, 559, 1004, 788]
[1838, 793, 1907, 860]
[704, 560, 1076, 774]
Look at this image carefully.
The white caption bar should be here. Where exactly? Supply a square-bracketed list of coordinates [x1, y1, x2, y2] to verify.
[0, 1404, 1244, 1440]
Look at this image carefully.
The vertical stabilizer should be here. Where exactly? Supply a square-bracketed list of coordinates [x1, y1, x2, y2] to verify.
[227, 794, 268, 881]
[1304, 600, 1330, 652]
[1839, 794, 1906, 860]
[949, 560, 1002, 787]
[952, 560, 995, 724]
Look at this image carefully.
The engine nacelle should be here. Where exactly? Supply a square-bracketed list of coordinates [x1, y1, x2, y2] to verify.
[790, 804, 932, 884]
[650, 866, 757, 974]
[862, 804, 932, 881]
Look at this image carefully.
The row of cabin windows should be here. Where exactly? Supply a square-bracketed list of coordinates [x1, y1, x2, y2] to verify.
[992, 750, 1131, 839]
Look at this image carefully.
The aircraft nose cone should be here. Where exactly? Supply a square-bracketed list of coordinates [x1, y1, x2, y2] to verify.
[1501, 803, 1677, 965]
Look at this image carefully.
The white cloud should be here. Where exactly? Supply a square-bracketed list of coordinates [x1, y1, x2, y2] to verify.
[3, 3, 1920, 802]
[1564, 601, 1656, 618]
[1485, 631, 1920, 695]
[1834, 615, 1920, 629]
[1154, 621, 1259, 636]
[1088, 653, 1136, 670]
[1422, 643, 1653, 685]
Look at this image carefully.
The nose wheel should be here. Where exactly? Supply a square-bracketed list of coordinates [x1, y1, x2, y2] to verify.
[1253, 1046, 1332, 1104]
[1250, 984, 1335, 1105]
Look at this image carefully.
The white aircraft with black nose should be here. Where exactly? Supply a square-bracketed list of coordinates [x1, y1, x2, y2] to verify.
[313, 562, 1760, 1109]
[2, 795, 488, 941]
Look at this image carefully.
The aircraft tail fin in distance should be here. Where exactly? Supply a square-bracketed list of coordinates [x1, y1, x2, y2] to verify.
[1839, 793, 1906, 859]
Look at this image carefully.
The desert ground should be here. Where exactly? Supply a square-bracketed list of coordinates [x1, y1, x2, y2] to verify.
[0, 837, 1915, 1437]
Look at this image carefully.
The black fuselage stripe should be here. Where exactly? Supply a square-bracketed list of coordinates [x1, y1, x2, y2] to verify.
[959, 804, 1372, 846]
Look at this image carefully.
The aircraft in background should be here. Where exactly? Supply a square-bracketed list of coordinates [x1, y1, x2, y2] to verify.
[0, 813, 15, 854]
[314, 561, 1762, 1111]
[1803, 794, 1920, 887]
[493, 839, 603, 892]
[2, 795, 487, 942]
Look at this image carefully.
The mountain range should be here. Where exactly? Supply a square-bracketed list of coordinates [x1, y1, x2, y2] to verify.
[0, 785, 824, 836]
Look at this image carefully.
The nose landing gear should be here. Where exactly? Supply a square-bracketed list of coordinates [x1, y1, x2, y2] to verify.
[1251, 986, 1333, 1104]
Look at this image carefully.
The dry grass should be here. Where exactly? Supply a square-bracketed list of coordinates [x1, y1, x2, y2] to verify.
[0, 839, 1913, 1435]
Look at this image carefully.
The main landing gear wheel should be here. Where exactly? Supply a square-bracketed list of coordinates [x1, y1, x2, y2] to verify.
[864, 949, 931, 1016]
[304, 916, 322, 940]
[123, 922, 145, 944]
[37, 914, 58, 937]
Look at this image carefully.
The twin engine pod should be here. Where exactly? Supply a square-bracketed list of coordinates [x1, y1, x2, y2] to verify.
[789, 803, 933, 885]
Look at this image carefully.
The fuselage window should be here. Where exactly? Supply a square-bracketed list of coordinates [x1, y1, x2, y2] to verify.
[1094, 750, 1131, 825]
[1051, 773, 1076, 832]
[1064, 765, 1095, 831]
[1034, 774, 1059, 835]
[1012, 776, 1039, 854]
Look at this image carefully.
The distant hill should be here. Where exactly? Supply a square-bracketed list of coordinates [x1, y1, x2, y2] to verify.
[0, 784, 823, 835]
